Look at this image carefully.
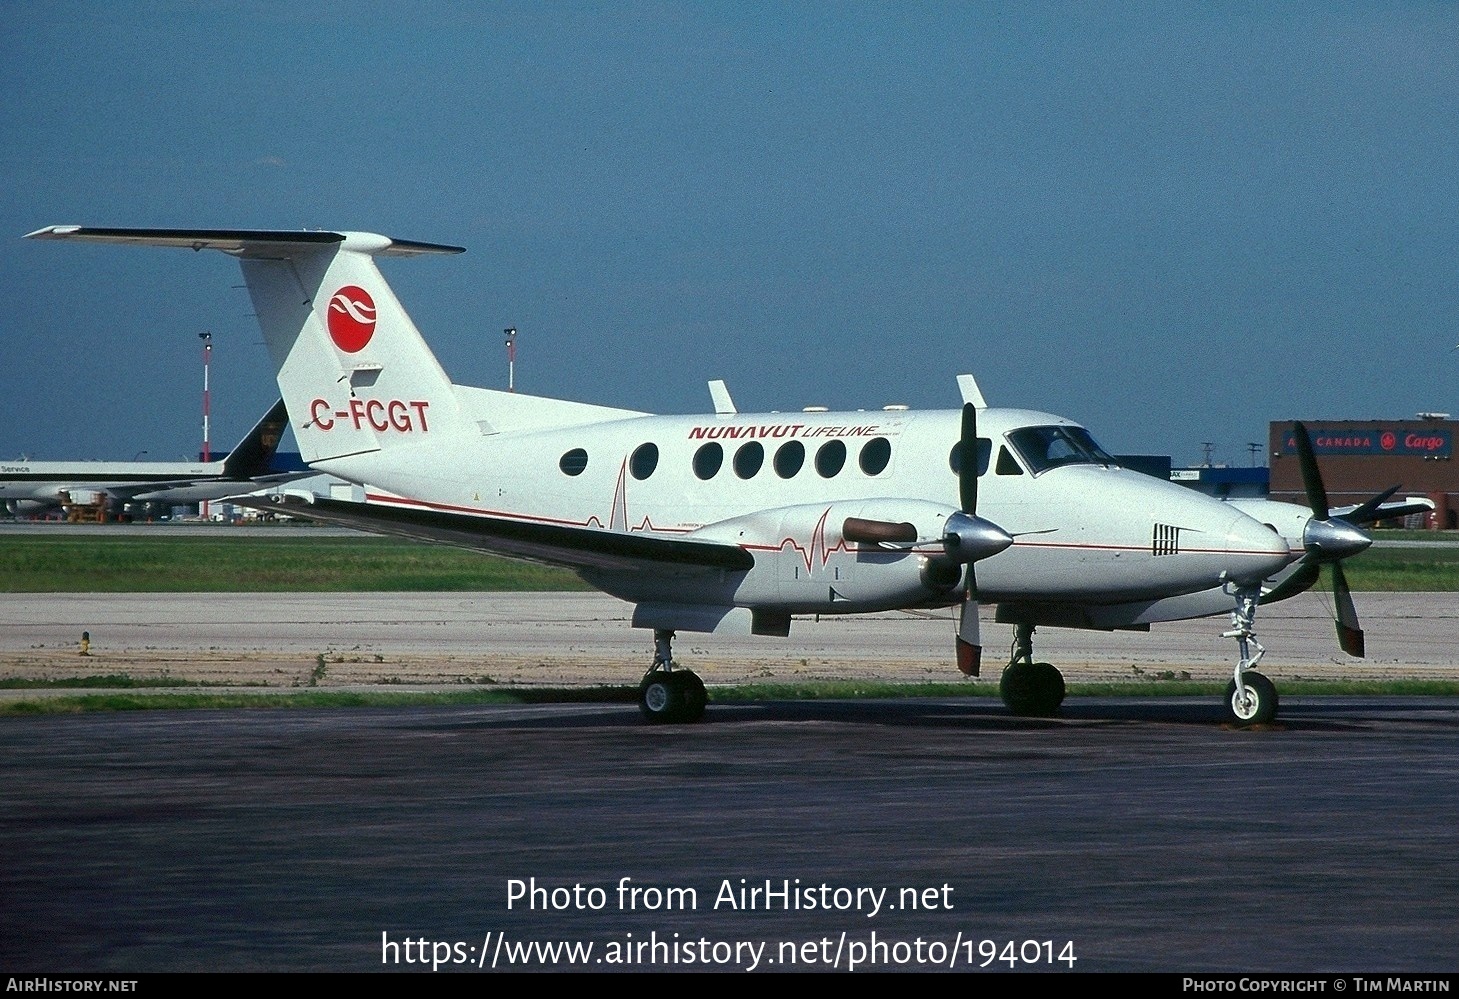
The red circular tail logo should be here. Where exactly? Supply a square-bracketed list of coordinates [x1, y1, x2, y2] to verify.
[327, 286, 377, 353]
[1381, 431, 1397, 451]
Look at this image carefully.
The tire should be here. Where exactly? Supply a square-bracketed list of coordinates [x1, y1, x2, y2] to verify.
[1032, 662, 1066, 714]
[639, 671, 682, 723]
[1225, 671, 1278, 726]
[1001, 662, 1065, 717]
[676, 672, 708, 722]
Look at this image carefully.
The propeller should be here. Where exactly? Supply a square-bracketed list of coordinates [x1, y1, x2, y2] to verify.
[1260, 422, 1376, 656]
[839, 402, 1011, 674]
[949, 403, 1013, 676]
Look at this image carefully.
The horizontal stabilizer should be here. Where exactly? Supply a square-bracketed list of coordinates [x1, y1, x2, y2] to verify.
[26, 226, 464, 258]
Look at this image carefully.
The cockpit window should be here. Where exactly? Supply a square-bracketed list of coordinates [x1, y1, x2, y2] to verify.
[1006, 425, 1115, 475]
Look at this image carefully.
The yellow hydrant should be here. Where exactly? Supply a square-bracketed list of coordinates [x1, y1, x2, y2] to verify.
[79, 631, 91, 656]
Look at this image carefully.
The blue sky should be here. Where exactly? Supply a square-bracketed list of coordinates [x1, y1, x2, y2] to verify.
[3, 3, 1456, 465]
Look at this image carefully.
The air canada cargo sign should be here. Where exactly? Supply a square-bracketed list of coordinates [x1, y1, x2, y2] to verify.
[1280, 424, 1452, 458]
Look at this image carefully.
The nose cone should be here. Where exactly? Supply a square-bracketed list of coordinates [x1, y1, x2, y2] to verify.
[1304, 517, 1372, 563]
[1220, 509, 1299, 585]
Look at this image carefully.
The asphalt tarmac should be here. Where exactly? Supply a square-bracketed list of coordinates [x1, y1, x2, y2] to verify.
[3, 696, 1459, 973]
[2, 592, 1457, 973]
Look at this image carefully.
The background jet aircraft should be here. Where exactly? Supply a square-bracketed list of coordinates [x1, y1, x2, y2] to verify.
[1, 398, 298, 516]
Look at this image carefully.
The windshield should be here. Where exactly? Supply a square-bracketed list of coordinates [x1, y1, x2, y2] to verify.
[1006, 425, 1115, 474]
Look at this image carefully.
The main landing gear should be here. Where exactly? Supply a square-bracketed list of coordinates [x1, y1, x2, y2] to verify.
[999, 624, 1066, 717]
[1222, 585, 1278, 726]
[639, 629, 708, 724]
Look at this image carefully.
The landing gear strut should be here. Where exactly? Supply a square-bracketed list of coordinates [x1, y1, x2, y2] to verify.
[638, 629, 708, 724]
[999, 624, 1065, 717]
[1222, 585, 1278, 726]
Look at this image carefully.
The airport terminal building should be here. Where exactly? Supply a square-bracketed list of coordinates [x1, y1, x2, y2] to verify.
[1268, 418, 1457, 529]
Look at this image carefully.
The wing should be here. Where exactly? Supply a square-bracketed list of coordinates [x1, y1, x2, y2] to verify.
[1331, 497, 1436, 524]
[239, 493, 754, 574]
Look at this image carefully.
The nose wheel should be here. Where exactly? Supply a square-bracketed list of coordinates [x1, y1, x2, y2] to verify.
[999, 624, 1066, 717]
[639, 629, 708, 724]
[1225, 671, 1278, 726]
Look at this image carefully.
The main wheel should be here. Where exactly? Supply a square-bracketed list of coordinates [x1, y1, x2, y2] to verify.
[675, 672, 708, 722]
[1225, 671, 1278, 726]
[639, 670, 683, 723]
[1032, 662, 1065, 713]
[1000, 662, 1064, 717]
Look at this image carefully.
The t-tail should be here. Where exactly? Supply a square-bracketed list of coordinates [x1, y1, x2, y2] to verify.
[25, 227, 467, 465]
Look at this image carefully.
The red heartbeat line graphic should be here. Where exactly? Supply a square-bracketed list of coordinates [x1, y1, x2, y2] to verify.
[742, 508, 864, 575]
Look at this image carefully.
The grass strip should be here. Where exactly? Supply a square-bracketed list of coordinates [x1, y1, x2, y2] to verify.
[0, 535, 588, 592]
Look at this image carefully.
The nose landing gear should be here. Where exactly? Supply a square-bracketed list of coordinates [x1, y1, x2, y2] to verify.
[1222, 585, 1278, 726]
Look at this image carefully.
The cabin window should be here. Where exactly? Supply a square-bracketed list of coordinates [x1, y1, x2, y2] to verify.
[949, 438, 992, 477]
[734, 441, 765, 479]
[859, 437, 891, 476]
[815, 440, 846, 477]
[559, 448, 588, 476]
[629, 442, 659, 480]
[774, 440, 805, 478]
[693, 442, 724, 480]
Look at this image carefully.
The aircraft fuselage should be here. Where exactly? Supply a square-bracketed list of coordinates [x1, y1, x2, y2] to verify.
[318, 404, 1294, 619]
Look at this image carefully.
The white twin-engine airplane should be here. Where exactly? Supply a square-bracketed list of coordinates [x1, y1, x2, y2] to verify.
[27, 226, 1382, 726]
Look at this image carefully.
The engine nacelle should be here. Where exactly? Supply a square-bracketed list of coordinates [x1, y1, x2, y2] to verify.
[689, 498, 965, 612]
[61, 488, 109, 506]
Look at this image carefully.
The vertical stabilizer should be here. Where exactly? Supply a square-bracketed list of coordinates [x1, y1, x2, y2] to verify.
[220, 398, 291, 478]
[238, 234, 466, 462]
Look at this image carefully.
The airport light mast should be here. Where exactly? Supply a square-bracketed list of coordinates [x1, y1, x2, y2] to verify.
[504, 327, 517, 393]
[200, 331, 212, 519]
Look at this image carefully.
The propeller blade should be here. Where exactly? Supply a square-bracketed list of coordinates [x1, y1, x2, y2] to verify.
[959, 402, 977, 515]
[1284, 424, 1373, 656]
[1291, 422, 1330, 521]
[955, 582, 981, 676]
[1259, 562, 1321, 605]
[1343, 485, 1402, 525]
[1331, 562, 1365, 658]
[953, 404, 1003, 677]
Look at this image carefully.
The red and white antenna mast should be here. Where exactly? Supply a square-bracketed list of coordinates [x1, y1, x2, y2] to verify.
[504, 327, 517, 392]
[199, 331, 212, 518]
